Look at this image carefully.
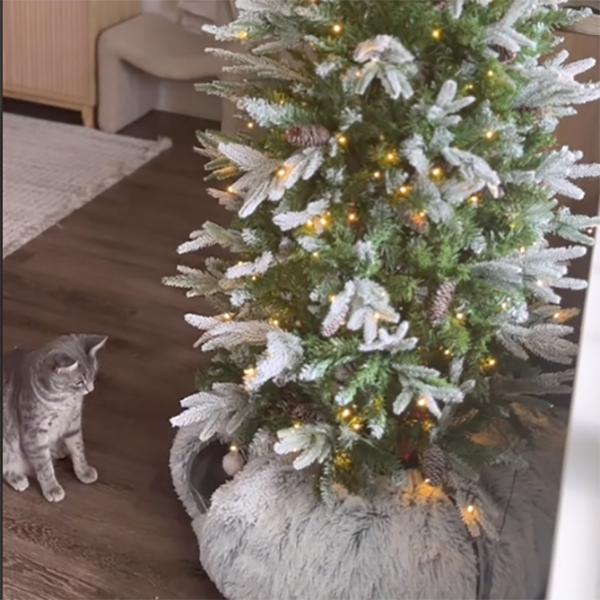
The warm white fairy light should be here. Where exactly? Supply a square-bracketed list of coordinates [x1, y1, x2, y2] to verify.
[337, 133, 348, 146]
[431, 28, 442, 40]
[227, 186, 235, 194]
[331, 23, 343, 34]
[373, 170, 382, 180]
[431, 166, 444, 180]
[398, 185, 412, 196]
[417, 397, 428, 408]
[467, 194, 480, 205]
[237, 30, 249, 40]
[312, 251, 320, 259]
[484, 129, 496, 141]
[487, 69, 495, 78]
[222, 313, 233, 321]
[455, 311, 465, 321]
[246, 121, 255, 129]
[466, 504, 475, 514]
[277, 167, 288, 178]
[229, 443, 239, 452]
[269, 317, 280, 326]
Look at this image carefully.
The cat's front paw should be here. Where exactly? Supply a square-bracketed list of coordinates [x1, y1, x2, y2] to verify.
[43, 484, 65, 503]
[5, 473, 30, 492]
[76, 466, 98, 484]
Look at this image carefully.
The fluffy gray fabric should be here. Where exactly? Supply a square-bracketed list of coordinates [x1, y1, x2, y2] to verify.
[170, 408, 566, 600]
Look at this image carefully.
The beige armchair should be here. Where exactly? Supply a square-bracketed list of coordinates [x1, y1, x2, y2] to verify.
[97, 0, 240, 134]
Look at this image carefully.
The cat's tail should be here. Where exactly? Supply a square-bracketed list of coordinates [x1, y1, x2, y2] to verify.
[169, 424, 211, 521]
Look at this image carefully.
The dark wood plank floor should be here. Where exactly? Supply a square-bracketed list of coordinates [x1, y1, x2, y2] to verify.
[2, 106, 225, 600]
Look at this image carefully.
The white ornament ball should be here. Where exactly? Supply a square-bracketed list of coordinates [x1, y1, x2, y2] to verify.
[222, 450, 245, 476]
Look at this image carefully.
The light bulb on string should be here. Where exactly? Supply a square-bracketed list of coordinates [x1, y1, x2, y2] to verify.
[348, 210, 359, 223]
[349, 416, 364, 431]
[293, 421, 302, 429]
[222, 312, 233, 321]
[455, 311, 466, 321]
[331, 23, 343, 34]
[312, 251, 320, 259]
[227, 186, 235, 194]
[464, 83, 474, 92]
[269, 317, 280, 327]
[336, 133, 348, 146]
[431, 28, 442, 40]
[486, 69, 495, 78]
[385, 151, 399, 165]
[338, 407, 353, 420]
[277, 166, 288, 179]
[373, 170, 382, 180]
[484, 129, 497, 141]
[416, 397, 428, 408]
[398, 185, 412, 196]
[430, 166, 444, 180]
[467, 194, 480, 206]
[237, 30, 249, 40]
[466, 504, 475, 514]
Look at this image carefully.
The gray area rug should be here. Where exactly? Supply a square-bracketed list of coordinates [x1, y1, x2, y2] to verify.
[2, 113, 171, 258]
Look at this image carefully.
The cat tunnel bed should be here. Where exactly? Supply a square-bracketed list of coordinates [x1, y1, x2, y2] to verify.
[169, 405, 567, 600]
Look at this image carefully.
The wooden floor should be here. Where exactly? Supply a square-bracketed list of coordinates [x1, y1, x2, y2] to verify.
[2, 105, 224, 600]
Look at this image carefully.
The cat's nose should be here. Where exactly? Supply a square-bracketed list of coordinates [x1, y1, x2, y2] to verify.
[86, 382, 95, 393]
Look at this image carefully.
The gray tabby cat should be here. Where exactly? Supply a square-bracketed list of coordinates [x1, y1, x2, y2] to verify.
[3, 334, 107, 502]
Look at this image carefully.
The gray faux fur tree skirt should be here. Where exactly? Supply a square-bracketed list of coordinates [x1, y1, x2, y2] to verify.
[170, 405, 566, 600]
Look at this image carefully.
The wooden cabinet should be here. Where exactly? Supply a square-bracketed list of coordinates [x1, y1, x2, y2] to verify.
[2, 0, 140, 127]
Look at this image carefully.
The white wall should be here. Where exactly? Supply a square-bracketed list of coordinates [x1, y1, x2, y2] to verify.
[140, 0, 222, 122]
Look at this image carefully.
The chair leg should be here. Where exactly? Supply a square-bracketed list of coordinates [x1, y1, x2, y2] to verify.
[82, 106, 95, 128]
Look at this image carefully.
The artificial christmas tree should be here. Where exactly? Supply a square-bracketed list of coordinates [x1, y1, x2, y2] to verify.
[165, 0, 600, 598]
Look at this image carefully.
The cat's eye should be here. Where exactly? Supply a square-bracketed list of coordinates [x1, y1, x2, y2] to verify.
[75, 380, 85, 387]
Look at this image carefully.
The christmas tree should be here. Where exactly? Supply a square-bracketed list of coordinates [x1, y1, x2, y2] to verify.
[165, 0, 600, 532]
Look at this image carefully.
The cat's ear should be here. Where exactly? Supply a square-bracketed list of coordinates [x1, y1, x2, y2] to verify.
[52, 355, 79, 375]
[81, 335, 108, 358]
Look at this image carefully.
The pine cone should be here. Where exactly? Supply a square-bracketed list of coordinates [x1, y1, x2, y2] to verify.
[489, 44, 516, 62]
[429, 282, 456, 327]
[286, 124, 331, 148]
[421, 445, 447, 486]
[279, 391, 321, 423]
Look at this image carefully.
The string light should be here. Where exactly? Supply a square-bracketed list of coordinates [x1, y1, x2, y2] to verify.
[348, 210, 359, 223]
[338, 407, 353, 419]
[337, 133, 348, 146]
[385, 151, 399, 164]
[222, 313, 233, 321]
[328, 294, 337, 303]
[486, 69, 495, 78]
[586, 227, 596, 234]
[373, 170, 382, 180]
[331, 23, 343, 34]
[237, 30, 249, 40]
[229, 443, 239, 453]
[501, 301, 509, 310]
[464, 83, 474, 92]
[312, 251, 320, 259]
[443, 348, 453, 357]
[243, 366, 256, 379]
[277, 167, 288, 178]
[246, 121, 255, 130]
[482, 357, 497, 369]
[349, 416, 364, 431]
[484, 129, 496, 141]
[430, 166, 444, 180]
[227, 186, 235, 194]
[466, 504, 475, 514]
[431, 28, 442, 40]
[536, 279, 544, 287]
[293, 421, 302, 429]
[269, 317, 280, 326]
[553, 312, 561, 320]
[467, 194, 480, 205]
[398, 185, 412, 196]
[455, 311, 466, 321]
[520, 246, 526, 254]
[334, 452, 352, 469]
[416, 397, 428, 408]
